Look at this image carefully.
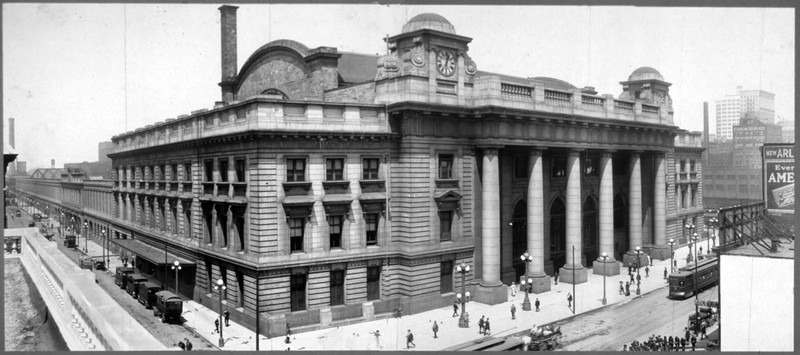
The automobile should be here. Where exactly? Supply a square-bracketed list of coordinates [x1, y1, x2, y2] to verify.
[63, 234, 76, 248]
[125, 274, 149, 298]
[115, 267, 135, 288]
[93, 260, 106, 271]
[79, 256, 93, 270]
[137, 282, 162, 309]
[153, 290, 183, 323]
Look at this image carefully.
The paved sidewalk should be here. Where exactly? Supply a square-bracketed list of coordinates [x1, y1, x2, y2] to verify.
[162, 239, 715, 351]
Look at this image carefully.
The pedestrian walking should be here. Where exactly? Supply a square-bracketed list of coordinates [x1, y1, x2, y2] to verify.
[224, 309, 230, 326]
[452, 301, 459, 317]
[554, 271, 559, 285]
[534, 298, 540, 312]
[636, 273, 641, 284]
[286, 323, 292, 336]
[690, 335, 697, 351]
[680, 337, 687, 351]
[178, 339, 186, 350]
[673, 259, 678, 270]
[510, 303, 516, 319]
[478, 316, 485, 335]
[214, 318, 220, 334]
[373, 330, 382, 349]
[645, 265, 649, 277]
[648, 254, 653, 266]
[432, 321, 439, 338]
[628, 263, 632, 275]
[185, 338, 192, 351]
[669, 336, 674, 350]
[685, 327, 691, 342]
[699, 246, 703, 255]
[664, 267, 668, 279]
[619, 281, 624, 295]
[630, 272, 635, 284]
[625, 281, 630, 296]
[484, 318, 491, 336]
[406, 329, 415, 348]
[511, 282, 517, 297]
[567, 293, 573, 308]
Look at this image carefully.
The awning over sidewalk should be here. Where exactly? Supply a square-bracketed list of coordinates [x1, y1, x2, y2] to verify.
[110, 238, 196, 266]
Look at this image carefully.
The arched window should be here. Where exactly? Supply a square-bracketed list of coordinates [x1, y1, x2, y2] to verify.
[550, 198, 566, 251]
[261, 88, 288, 99]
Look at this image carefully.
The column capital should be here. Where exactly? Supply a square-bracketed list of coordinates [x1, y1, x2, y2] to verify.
[601, 149, 616, 157]
[528, 147, 547, 156]
[568, 149, 583, 157]
[478, 145, 503, 156]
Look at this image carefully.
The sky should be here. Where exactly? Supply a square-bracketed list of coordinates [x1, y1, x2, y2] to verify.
[2, 3, 795, 170]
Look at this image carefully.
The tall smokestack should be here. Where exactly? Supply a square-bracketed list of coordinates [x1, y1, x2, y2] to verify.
[219, 5, 239, 103]
[51, 159, 55, 168]
[9, 117, 15, 149]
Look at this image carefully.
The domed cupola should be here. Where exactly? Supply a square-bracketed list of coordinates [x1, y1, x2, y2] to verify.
[401, 13, 457, 35]
[619, 66, 672, 109]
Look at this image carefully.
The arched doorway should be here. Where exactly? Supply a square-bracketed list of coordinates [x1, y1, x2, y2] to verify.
[511, 200, 527, 280]
[549, 198, 566, 272]
[614, 193, 627, 261]
[582, 197, 598, 266]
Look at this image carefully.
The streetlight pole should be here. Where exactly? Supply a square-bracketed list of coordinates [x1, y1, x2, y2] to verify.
[667, 238, 676, 274]
[709, 217, 718, 248]
[601, 252, 608, 305]
[635, 246, 641, 295]
[455, 262, 471, 328]
[685, 223, 695, 264]
[101, 229, 107, 268]
[214, 278, 226, 347]
[571, 245, 575, 314]
[172, 260, 181, 295]
[60, 213, 64, 235]
[691, 232, 700, 332]
[520, 251, 533, 311]
[83, 221, 88, 253]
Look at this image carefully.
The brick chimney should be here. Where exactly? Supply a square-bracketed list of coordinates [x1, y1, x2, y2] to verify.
[219, 5, 239, 103]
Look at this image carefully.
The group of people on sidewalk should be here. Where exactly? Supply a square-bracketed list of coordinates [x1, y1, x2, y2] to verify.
[624, 329, 699, 351]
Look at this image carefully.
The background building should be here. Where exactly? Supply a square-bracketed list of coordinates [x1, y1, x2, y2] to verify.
[715, 86, 776, 141]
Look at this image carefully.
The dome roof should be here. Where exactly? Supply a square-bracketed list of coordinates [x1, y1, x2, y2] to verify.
[402, 13, 456, 34]
[628, 66, 664, 81]
[529, 76, 577, 91]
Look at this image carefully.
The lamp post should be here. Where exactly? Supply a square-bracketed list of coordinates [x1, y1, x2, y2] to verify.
[172, 260, 181, 295]
[520, 251, 533, 311]
[455, 262, 471, 328]
[60, 213, 64, 235]
[83, 221, 89, 253]
[685, 223, 695, 264]
[634, 246, 642, 295]
[101, 228, 107, 267]
[214, 279, 226, 347]
[667, 238, 676, 274]
[601, 252, 608, 305]
[709, 217, 718, 249]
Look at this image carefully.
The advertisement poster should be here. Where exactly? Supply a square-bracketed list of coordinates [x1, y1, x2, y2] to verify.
[762, 144, 795, 214]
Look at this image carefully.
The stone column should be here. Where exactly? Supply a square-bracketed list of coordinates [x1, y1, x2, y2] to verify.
[480, 147, 501, 287]
[560, 150, 588, 284]
[527, 148, 550, 293]
[649, 153, 669, 260]
[623, 152, 644, 266]
[593, 151, 620, 276]
[473, 146, 507, 305]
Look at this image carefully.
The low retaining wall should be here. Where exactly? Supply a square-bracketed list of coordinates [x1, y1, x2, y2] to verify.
[13, 228, 166, 351]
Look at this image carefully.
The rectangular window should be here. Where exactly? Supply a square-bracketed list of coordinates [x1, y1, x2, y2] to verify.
[681, 189, 687, 208]
[286, 158, 306, 182]
[584, 158, 597, 176]
[289, 218, 305, 253]
[171, 164, 178, 182]
[326, 158, 344, 181]
[366, 266, 381, 301]
[440, 260, 454, 294]
[691, 190, 697, 207]
[234, 158, 246, 182]
[690, 160, 696, 172]
[514, 157, 528, 178]
[438, 154, 454, 179]
[362, 158, 380, 180]
[680, 160, 686, 172]
[290, 274, 307, 312]
[365, 213, 378, 246]
[439, 211, 453, 241]
[328, 215, 343, 249]
[159, 164, 165, 180]
[330, 270, 345, 306]
[184, 163, 192, 182]
[218, 159, 229, 182]
[149, 166, 155, 181]
[204, 160, 214, 181]
[552, 158, 566, 177]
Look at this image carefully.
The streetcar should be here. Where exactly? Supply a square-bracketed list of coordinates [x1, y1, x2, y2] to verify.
[668, 256, 719, 299]
[153, 290, 183, 324]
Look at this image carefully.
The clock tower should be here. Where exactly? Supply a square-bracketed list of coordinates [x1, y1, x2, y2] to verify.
[375, 13, 476, 104]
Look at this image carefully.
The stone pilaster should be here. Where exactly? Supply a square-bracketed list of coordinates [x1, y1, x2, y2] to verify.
[560, 150, 588, 284]
[650, 153, 669, 260]
[527, 148, 550, 293]
[594, 151, 620, 276]
[623, 152, 646, 266]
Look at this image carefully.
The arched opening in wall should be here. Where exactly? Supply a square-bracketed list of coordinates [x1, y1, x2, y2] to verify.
[582, 197, 598, 266]
[549, 197, 566, 272]
[511, 200, 527, 280]
[614, 193, 627, 261]
[201, 202, 214, 245]
[216, 205, 229, 249]
[261, 88, 288, 100]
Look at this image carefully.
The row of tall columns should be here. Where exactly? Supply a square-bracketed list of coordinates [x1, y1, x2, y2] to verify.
[480, 148, 670, 290]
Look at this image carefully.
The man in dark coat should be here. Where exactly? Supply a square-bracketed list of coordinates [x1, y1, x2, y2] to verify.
[432, 321, 439, 338]
[534, 298, 540, 312]
[224, 309, 230, 326]
[567, 293, 573, 308]
[406, 329, 415, 348]
[452, 301, 459, 317]
[185, 339, 193, 351]
[478, 316, 485, 335]
[554, 271, 559, 285]
[691, 335, 697, 351]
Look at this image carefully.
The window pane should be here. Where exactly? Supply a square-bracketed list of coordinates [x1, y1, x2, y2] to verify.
[287, 159, 306, 182]
[328, 215, 342, 249]
[439, 155, 453, 179]
[440, 261, 453, 293]
[367, 266, 380, 300]
[219, 159, 229, 182]
[330, 270, 345, 306]
[365, 213, 378, 245]
[439, 211, 452, 241]
[362, 158, 379, 180]
[171, 164, 178, 181]
[290, 218, 304, 252]
[326, 159, 344, 181]
[235, 159, 245, 182]
[184, 163, 192, 182]
[290, 274, 306, 311]
[205, 160, 214, 181]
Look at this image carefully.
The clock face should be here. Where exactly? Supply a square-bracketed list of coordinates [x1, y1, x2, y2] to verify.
[436, 50, 456, 76]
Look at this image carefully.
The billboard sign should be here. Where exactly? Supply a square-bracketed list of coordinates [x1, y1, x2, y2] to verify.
[762, 144, 794, 214]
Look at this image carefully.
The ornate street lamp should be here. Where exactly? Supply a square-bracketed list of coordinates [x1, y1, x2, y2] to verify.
[60, 212, 64, 235]
[667, 238, 676, 274]
[214, 279, 227, 347]
[709, 217, 718, 249]
[83, 221, 89, 252]
[455, 262, 471, 328]
[172, 260, 182, 295]
[601, 252, 608, 305]
[520, 251, 533, 311]
[634, 246, 642, 295]
[101, 228, 108, 266]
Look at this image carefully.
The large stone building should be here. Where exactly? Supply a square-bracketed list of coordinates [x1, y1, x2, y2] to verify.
[12, 9, 706, 334]
[714, 86, 776, 141]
